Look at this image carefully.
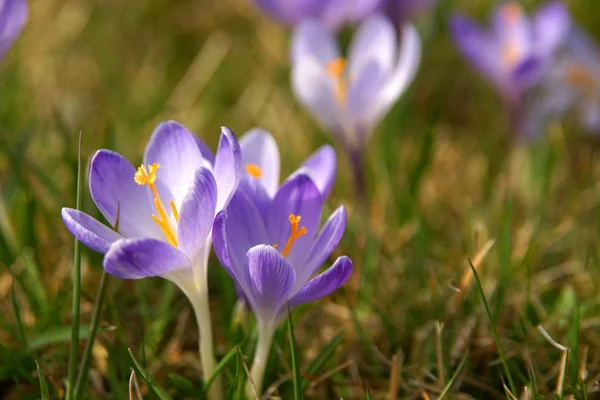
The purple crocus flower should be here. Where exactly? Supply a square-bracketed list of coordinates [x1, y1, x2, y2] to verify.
[253, 0, 383, 31]
[61, 121, 241, 400]
[450, 1, 570, 133]
[232, 127, 336, 305]
[291, 14, 421, 155]
[0, 0, 28, 60]
[213, 173, 351, 396]
[525, 29, 600, 134]
[379, 0, 436, 26]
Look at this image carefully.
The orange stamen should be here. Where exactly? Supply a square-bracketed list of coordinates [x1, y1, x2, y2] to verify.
[134, 163, 179, 247]
[326, 57, 348, 104]
[281, 214, 308, 257]
[245, 163, 263, 178]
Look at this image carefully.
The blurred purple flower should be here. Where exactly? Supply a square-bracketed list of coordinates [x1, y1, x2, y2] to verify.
[380, 0, 436, 25]
[450, 1, 570, 106]
[291, 14, 421, 153]
[213, 173, 351, 395]
[522, 29, 600, 135]
[253, 0, 383, 31]
[62, 121, 241, 288]
[0, 0, 27, 60]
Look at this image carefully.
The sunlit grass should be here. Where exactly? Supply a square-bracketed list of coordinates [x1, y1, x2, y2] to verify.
[1, 0, 600, 398]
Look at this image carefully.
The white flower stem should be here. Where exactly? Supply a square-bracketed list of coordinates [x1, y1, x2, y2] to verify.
[189, 278, 223, 400]
[246, 323, 276, 398]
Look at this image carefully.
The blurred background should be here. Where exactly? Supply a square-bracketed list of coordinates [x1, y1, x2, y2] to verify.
[2, 0, 600, 398]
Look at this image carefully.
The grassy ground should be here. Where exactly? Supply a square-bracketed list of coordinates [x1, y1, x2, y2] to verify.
[2, 0, 600, 398]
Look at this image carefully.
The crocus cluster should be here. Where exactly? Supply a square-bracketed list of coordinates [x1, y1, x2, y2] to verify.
[62, 122, 352, 399]
[450, 1, 600, 137]
[0, 0, 27, 60]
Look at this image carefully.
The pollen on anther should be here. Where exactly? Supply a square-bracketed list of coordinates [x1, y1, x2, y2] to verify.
[134, 163, 161, 185]
[326, 58, 346, 78]
[245, 163, 263, 179]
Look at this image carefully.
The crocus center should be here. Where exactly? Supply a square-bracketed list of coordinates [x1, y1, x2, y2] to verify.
[500, 2, 522, 24]
[326, 57, 348, 104]
[134, 163, 179, 248]
[245, 163, 263, 179]
[281, 214, 307, 257]
[502, 42, 521, 67]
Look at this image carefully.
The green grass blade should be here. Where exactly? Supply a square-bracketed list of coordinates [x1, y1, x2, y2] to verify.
[128, 348, 173, 400]
[301, 333, 344, 390]
[204, 345, 239, 393]
[29, 324, 113, 350]
[74, 270, 110, 399]
[286, 305, 303, 400]
[366, 389, 373, 400]
[469, 259, 517, 394]
[36, 361, 50, 400]
[66, 131, 83, 400]
[11, 283, 28, 350]
[438, 351, 468, 399]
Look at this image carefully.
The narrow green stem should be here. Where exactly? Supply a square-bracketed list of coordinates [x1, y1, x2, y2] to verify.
[247, 323, 275, 398]
[66, 132, 83, 400]
[74, 270, 109, 399]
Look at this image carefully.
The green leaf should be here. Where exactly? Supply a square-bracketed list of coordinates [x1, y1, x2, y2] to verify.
[438, 351, 468, 399]
[128, 348, 173, 400]
[301, 333, 344, 390]
[66, 132, 83, 400]
[204, 345, 240, 393]
[469, 259, 516, 394]
[36, 361, 50, 400]
[29, 323, 113, 351]
[287, 305, 303, 400]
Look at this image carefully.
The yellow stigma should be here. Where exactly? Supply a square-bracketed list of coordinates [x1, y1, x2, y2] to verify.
[245, 163, 263, 179]
[281, 214, 308, 257]
[326, 57, 348, 104]
[500, 2, 522, 24]
[134, 163, 178, 248]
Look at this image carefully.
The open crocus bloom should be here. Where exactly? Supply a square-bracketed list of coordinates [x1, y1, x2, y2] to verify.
[291, 14, 421, 152]
[253, 0, 383, 31]
[61, 121, 241, 294]
[450, 1, 570, 104]
[0, 0, 27, 60]
[522, 29, 600, 135]
[213, 173, 352, 329]
[239, 127, 336, 200]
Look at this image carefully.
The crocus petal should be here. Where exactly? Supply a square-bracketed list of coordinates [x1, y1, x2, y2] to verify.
[237, 174, 272, 221]
[291, 56, 342, 135]
[492, 2, 531, 56]
[321, 0, 385, 31]
[378, 24, 421, 114]
[297, 145, 336, 198]
[451, 15, 504, 89]
[144, 121, 206, 210]
[348, 14, 397, 79]
[532, 1, 570, 59]
[61, 208, 122, 254]
[291, 18, 340, 64]
[89, 150, 161, 239]
[267, 173, 323, 266]
[104, 238, 191, 279]
[0, 0, 27, 59]
[214, 189, 270, 278]
[239, 128, 280, 197]
[512, 57, 542, 89]
[177, 168, 217, 259]
[288, 256, 352, 308]
[243, 245, 296, 323]
[296, 206, 346, 287]
[214, 127, 242, 213]
[254, 0, 326, 26]
[347, 61, 387, 137]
